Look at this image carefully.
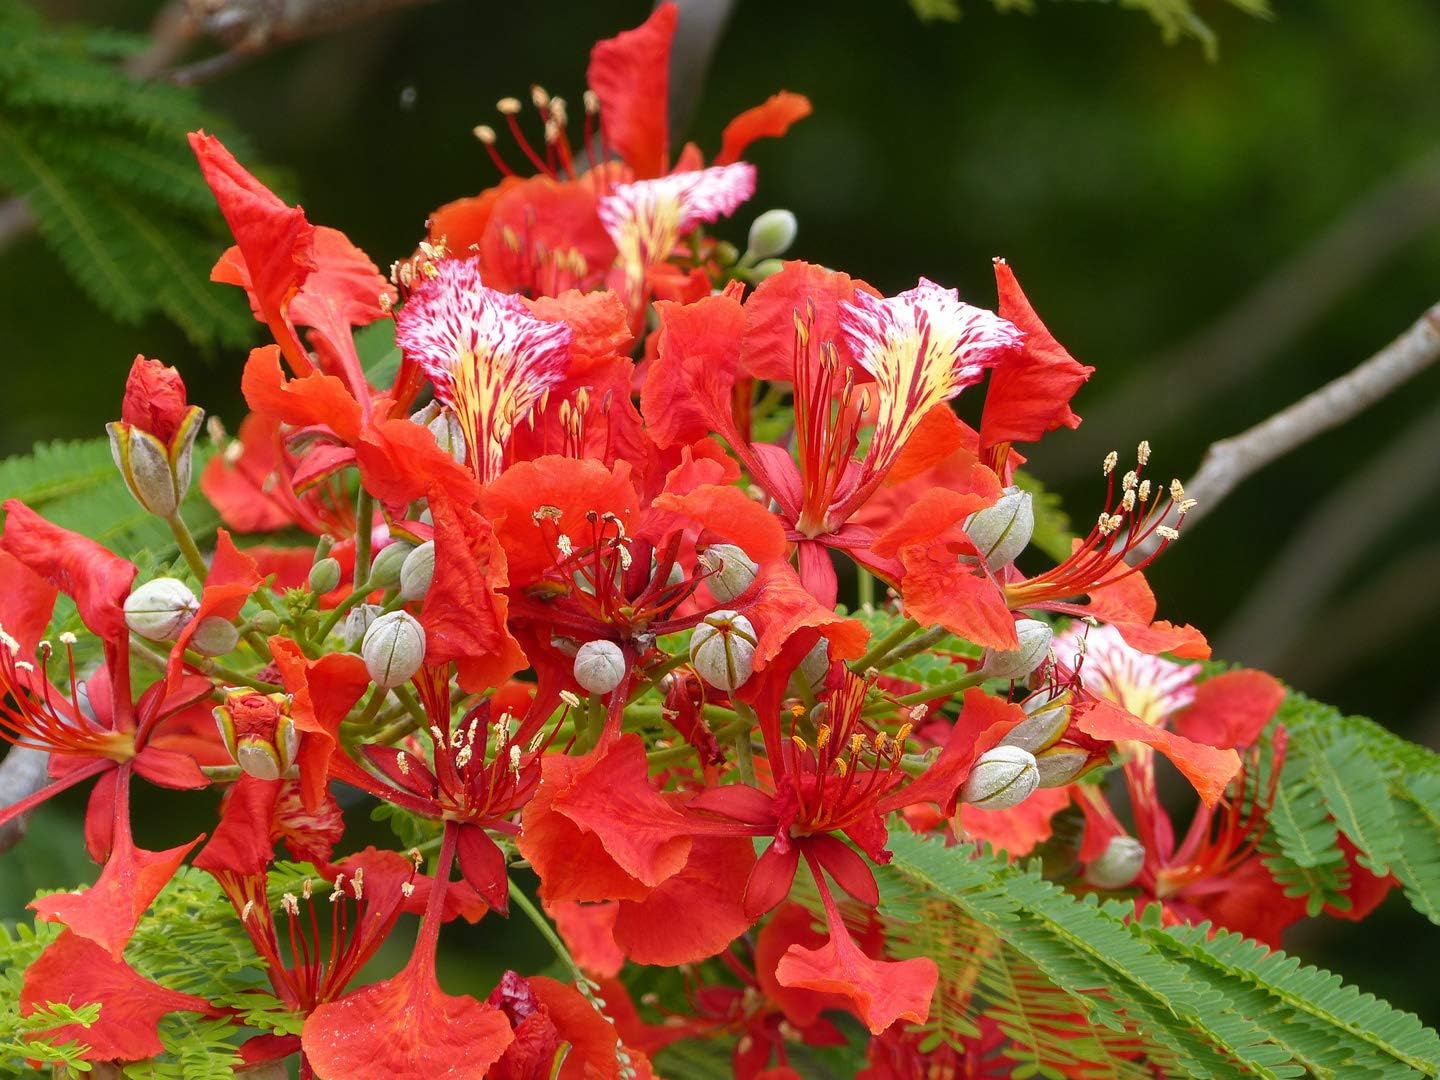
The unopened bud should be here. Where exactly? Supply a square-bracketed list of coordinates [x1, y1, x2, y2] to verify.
[963, 487, 1034, 571]
[573, 639, 626, 694]
[309, 557, 342, 595]
[369, 542, 414, 589]
[189, 616, 240, 657]
[797, 637, 830, 693]
[123, 578, 198, 641]
[213, 689, 298, 781]
[425, 406, 467, 464]
[1002, 689, 1072, 753]
[689, 610, 758, 692]
[1034, 744, 1090, 788]
[399, 541, 435, 601]
[106, 416, 204, 519]
[960, 745, 1039, 810]
[700, 544, 759, 603]
[979, 619, 1052, 681]
[746, 209, 798, 261]
[1084, 836, 1146, 889]
[749, 258, 785, 282]
[342, 604, 383, 649]
[713, 240, 740, 267]
[361, 611, 427, 688]
[249, 610, 281, 636]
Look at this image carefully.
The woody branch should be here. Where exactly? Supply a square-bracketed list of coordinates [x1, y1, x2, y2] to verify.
[1130, 298, 1440, 562]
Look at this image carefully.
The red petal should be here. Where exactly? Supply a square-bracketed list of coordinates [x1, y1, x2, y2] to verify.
[199, 414, 301, 533]
[518, 734, 692, 904]
[739, 261, 877, 382]
[1171, 669, 1285, 750]
[643, 293, 745, 449]
[586, 4, 676, 177]
[120, 356, 191, 444]
[482, 178, 615, 296]
[744, 841, 801, 919]
[528, 975, 656, 1080]
[883, 689, 1023, 814]
[421, 494, 527, 692]
[716, 91, 813, 165]
[427, 180, 516, 254]
[241, 345, 362, 444]
[775, 914, 936, 1035]
[648, 483, 788, 565]
[167, 528, 261, 687]
[957, 786, 1072, 857]
[0, 548, 58, 656]
[302, 956, 513, 1079]
[131, 745, 208, 790]
[1076, 698, 1240, 807]
[269, 638, 372, 811]
[21, 931, 217, 1061]
[32, 822, 201, 960]
[612, 835, 755, 964]
[805, 835, 879, 907]
[457, 825, 511, 914]
[528, 289, 634, 376]
[194, 774, 281, 878]
[1, 500, 136, 642]
[979, 260, 1095, 452]
[1085, 568, 1210, 660]
[748, 561, 869, 670]
[355, 416, 479, 512]
[549, 901, 624, 979]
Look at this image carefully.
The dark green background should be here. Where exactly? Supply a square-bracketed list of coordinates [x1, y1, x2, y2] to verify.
[3, 0, 1438, 1028]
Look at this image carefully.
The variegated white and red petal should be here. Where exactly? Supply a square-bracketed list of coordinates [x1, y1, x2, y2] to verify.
[597, 162, 757, 246]
[394, 257, 572, 481]
[1055, 623, 1199, 726]
[838, 278, 1023, 472]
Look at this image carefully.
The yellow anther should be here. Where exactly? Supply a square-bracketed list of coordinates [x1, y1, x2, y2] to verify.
[497, 97, 522, 115]
[815, 724, 831, 748]
[1102, 451, 1118, 476]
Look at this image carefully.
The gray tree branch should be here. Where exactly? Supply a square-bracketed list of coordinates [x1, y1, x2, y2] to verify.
[1130, 298, 1440, 562]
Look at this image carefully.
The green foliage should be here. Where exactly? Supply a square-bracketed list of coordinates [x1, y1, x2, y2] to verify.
[0, 1, 253, 348]
[0, 918, 84, 1077]
[908, 0, 1273, 58]
[875, 832, 1440, 1077]
[1259, 688, 1440, 927]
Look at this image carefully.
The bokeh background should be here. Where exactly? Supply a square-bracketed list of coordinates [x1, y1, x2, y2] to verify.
[3, 0, 1439, 1029]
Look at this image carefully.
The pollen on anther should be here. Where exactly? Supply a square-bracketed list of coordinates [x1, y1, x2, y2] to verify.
[1169, 478, 1186, 502]
[497, 97, 522, 115]
[1137, 440, 1152, 465]
[240, 900, 255, 922]
[351, 867, 365, 900]
[1102, 451, 1118, 476]
[58, 632, 77, 645]
[584, 89, 600, 114]
[473, 125, 497, 144]
[1155, 525, 1180, 541]
[401, 881, 415, 898]
[281, 892, 300, 916]
[559, 690, 581, 709]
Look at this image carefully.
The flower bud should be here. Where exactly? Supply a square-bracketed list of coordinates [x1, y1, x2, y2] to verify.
[978, 619, 1053, 681]
[213, 689, 298, 781]
[1002, 688, 1073, 753]
[1085, 836, 1146, 889]
[399, 541, 436, 601]
[342, 604, 383, 649]
[1033, 744, 1090, 788]
[368, 541, 414, 589]
[700, 543, 759, 603]
[427, 406, 468, 464]
[573, 639, 626, 694]
[361, 611, 427, 688]
[750, 258, 784, 282]
[960, 745, 1039, 810]
[189, 616, 240, 657]
[689, 610, 758, 692]
[249, 610, 281, 636]
[747, 209, 798, 261]
[106, 356, 205, 519]
[308, 557, 342, 595]
[963, 487, 1034, 571]
[123, 578, 199, 641]
[797, 637, 830, 693]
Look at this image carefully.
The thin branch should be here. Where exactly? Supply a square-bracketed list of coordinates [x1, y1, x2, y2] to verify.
[666, 0, 738, 140]
[1130, 298, 1440, 562]
[1039, 149, 1440, 482]
[0, 747, 50, 855]
[1214, 398, 1440, 668]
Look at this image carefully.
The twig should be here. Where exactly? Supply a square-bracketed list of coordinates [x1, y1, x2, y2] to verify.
[1040, 148, 1440, 482]
[1215, 398, 1440, 668]
[665, 0, 738, 140]
[0, 747, 50, 855]
[1130, 298, 1440, 561]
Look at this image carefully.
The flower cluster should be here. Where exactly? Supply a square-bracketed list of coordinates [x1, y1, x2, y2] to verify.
[0, 6, 1393, 1078]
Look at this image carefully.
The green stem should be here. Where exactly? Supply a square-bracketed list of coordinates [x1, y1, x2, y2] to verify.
[353, 488, 374, 590]
[314, 584, 372, 643]
[167, 512, 208, 580]
[508, 878, 589, 986]
[863, 670, 986, 715]
[856, 567, 875, 612]
[875, 625, 950, 670]
[731, 702, 757, 785]
[851, 617, 921, 673]
[345, 686, 389, 736]
[647, 715, 750, 766]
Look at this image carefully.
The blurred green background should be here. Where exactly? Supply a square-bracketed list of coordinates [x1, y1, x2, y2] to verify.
[3, 0, 1439, 1029]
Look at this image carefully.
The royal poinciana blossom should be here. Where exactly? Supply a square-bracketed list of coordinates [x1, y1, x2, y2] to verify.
[0, 6, 1399, 1079]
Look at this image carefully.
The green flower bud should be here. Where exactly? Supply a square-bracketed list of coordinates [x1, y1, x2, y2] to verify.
[399, 540, 435, 601]
[1034, 744, 1090, 788]
[700, 543, 759, 603]
[123, 578, 199, 641]
[573, 639, 626, 694]
[713, 240, 740, 267]
[308, 557, 342, 595]
[979, 619, 1053, 681]
[361, 611, 426, 688]
[1002, 689, 1073, 753]
[797, 637, 830, 693]
[963, 486, 1034, 570]
[960, 745, 1039, 810]
[1085, 836, 1146, 889]
[427, 407, 467, 464]
[689, 610, 758, 692]
[249, 610, 282, 636]
[750, 258, 785, 282]
[368, 541, 414, 589]
[213, 688, 298, 781]
[342, 603, 383, 649]
[747, 209, 798, 261]
[189, 616, 240, 657]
